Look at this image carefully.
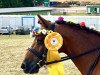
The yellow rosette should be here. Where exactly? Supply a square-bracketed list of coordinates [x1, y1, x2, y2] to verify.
[44, 32, 64, 75]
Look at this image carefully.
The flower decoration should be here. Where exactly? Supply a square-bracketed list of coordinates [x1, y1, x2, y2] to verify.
[41, 29, 47, 35]
[32, 27, 53, 36]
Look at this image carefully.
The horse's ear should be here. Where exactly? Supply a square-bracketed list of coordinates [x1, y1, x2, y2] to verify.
[37, 14, 51, 29]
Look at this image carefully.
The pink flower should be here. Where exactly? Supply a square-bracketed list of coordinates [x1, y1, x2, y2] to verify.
[58, 16, 64, 21]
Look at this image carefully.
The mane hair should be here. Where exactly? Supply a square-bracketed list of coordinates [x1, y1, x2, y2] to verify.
[64, 21, 100, 36]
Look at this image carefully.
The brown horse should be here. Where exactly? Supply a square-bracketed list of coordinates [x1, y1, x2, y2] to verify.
[21, 15, 100, 75]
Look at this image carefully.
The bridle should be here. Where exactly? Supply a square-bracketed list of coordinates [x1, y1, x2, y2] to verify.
[28, 47, 47, 67]
[27, 23, 55, 67]
[27, 23, 100, 75]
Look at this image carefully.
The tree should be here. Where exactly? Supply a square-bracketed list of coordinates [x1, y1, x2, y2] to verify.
[32, 0, 44, 6]
[36, 0, 44, 3]
[21, 0, 33, 7]
[0, 0, 34, 8]
[0, 0, 23, 8]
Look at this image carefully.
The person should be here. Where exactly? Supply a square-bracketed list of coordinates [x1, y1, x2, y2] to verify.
[55, 16, 66, 25]
[80, 22, 86, 27]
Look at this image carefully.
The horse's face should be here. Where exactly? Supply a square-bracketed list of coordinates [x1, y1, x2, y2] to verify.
[21, 15, 51, 73]
[21, 33, 46, 74]
[21, 15, 55, 74]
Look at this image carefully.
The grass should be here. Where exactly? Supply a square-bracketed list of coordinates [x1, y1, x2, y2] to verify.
[0, 35, 81, 75]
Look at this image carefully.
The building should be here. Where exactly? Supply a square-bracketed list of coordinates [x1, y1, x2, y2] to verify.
[0, 15, 35, 30]
[0, 7, 54, 15]
[86, 5, 100, 14]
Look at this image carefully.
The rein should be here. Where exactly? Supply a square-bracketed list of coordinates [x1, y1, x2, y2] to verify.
[46, 46, 100, 65]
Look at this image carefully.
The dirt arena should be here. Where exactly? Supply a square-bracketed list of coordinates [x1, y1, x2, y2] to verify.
[0, 35, 81, 75]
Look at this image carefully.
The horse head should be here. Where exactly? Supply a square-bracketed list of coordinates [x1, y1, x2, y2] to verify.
[21, 15, 59, 74]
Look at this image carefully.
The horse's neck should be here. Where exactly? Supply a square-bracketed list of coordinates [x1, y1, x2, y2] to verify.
[55, 25, 100, 75]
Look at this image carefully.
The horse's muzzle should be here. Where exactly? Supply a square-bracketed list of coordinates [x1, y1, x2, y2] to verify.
[21, 63, 39, 74]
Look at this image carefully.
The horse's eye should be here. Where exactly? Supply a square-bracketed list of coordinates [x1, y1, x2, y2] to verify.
[37, 39, 44, 45]
[37, 39, 42, 41]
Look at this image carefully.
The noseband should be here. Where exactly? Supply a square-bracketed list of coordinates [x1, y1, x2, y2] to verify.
[28, 47, 47, 67]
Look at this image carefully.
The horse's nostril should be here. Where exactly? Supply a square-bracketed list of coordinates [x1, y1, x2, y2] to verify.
[21, 63, 26, 69]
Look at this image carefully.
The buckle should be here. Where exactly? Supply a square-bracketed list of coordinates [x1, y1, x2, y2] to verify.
[37, 60, 46, 68]
[37, 60, 43, 67]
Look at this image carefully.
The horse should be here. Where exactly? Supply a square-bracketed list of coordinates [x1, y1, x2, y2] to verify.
[21, 15, 100, 75]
